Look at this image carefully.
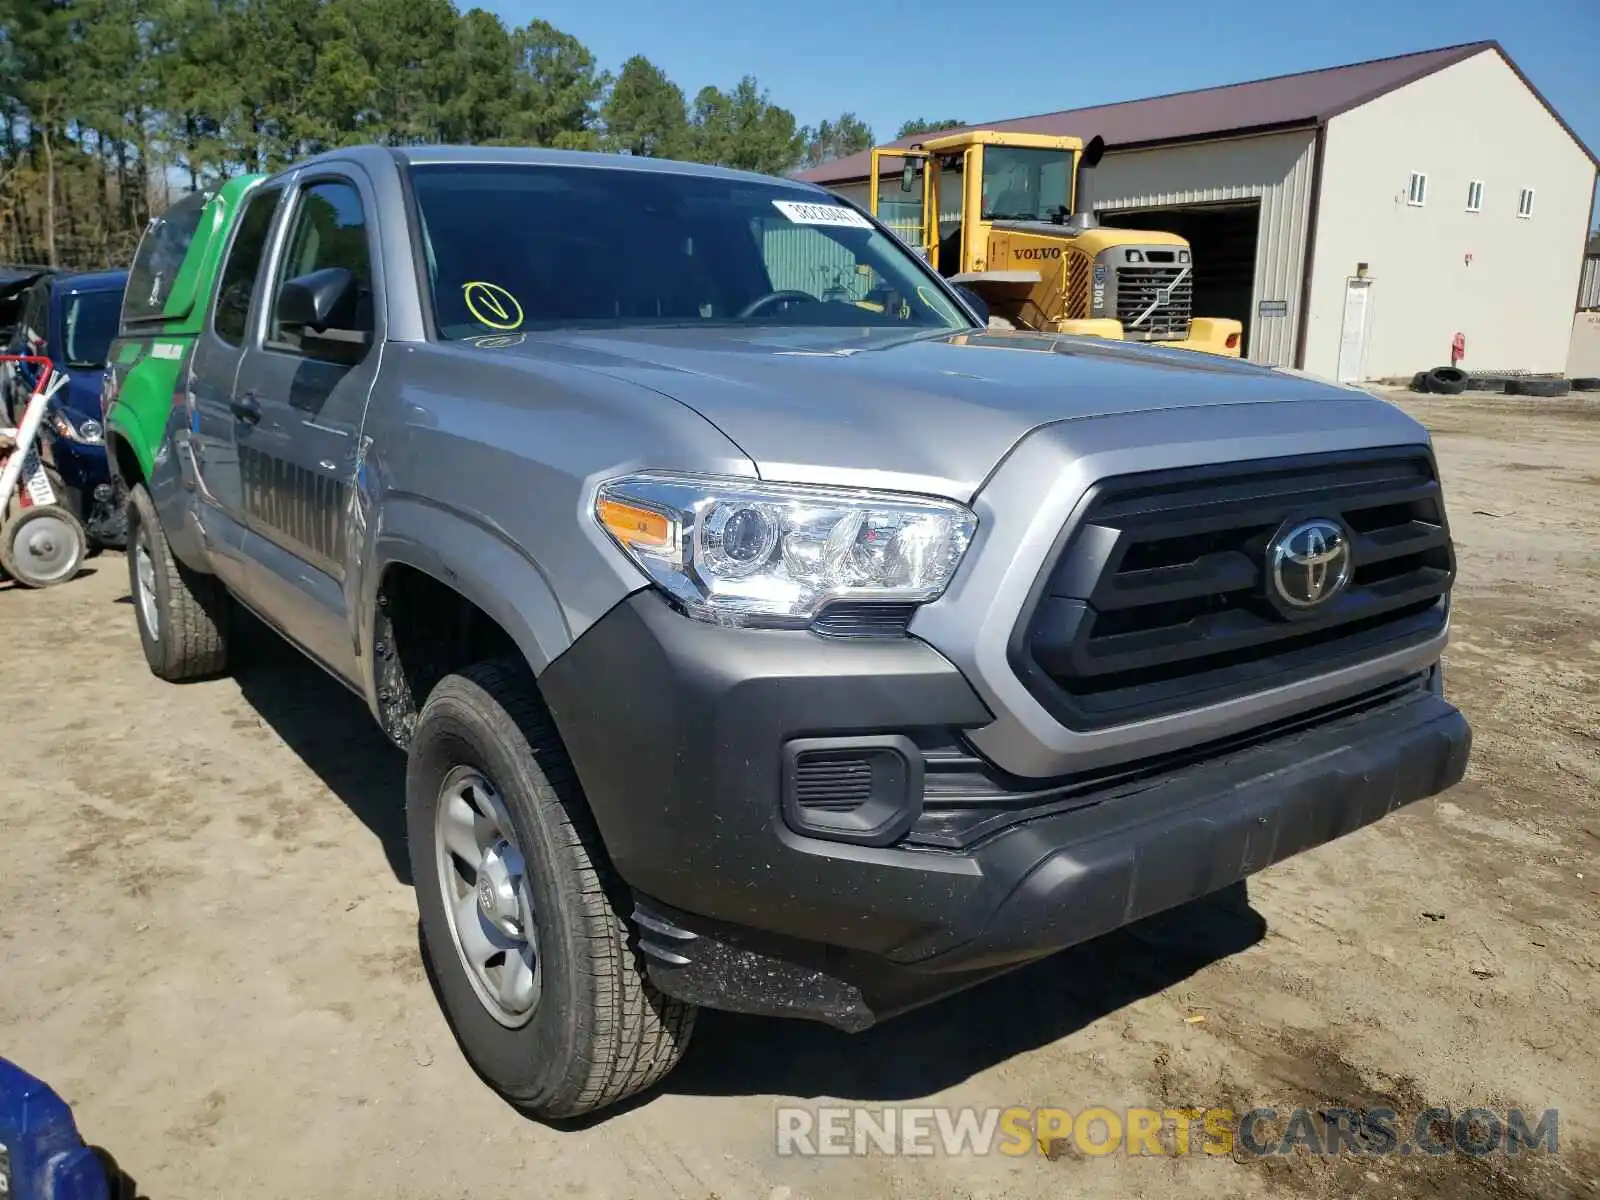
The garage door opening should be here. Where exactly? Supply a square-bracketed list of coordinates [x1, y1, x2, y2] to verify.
[1099, 201, 1261, 357]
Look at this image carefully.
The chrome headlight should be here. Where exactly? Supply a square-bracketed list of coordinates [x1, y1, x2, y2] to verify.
[50, 410, 104, 445]
[595, 474, 976, 627]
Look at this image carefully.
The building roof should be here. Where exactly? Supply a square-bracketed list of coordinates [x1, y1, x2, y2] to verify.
[797, 41, 1597, 185]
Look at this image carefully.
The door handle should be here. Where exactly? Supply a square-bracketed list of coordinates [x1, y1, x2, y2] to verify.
[230, 391, 261, 425]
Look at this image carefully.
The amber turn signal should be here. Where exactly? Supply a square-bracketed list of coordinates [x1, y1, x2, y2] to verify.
[597, 496, 672, 550]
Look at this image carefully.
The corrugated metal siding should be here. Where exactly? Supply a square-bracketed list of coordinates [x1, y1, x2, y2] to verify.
[761, 226, 872, 299]
[1090, 130, 1318, 366]
[825, 181, 956, 244]
[1580, 256, 1600, 311]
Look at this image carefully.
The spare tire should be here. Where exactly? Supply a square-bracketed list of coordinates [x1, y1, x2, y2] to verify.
[1505, 377, 1571, 397]
[1423, 366, 1468, 395]
[1571, 377, 1600, 392]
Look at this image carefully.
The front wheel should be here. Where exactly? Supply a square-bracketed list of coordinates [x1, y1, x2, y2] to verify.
[407, 661, 695, 1119]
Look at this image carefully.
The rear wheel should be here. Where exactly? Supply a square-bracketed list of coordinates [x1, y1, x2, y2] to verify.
[408, 661, 695, 1119]
[125, 483, 229, 680]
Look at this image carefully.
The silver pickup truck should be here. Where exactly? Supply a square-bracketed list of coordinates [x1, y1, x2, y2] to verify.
[107, 145, 1470, 1119]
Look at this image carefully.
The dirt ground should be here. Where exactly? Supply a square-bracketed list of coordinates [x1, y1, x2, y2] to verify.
[1, 391, 1596, 1199]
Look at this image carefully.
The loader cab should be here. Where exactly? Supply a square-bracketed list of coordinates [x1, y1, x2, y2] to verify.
[869, 131, 1086, 276]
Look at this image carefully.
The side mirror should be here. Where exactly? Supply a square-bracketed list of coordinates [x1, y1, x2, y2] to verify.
[900, 158, 916, 193]
[953, 284, 989, 325]
[276, 267, 359, 333]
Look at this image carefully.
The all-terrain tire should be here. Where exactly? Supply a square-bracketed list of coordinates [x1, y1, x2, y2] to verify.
[407, 660, 696, 1119]
[125, 483, 229, 680]
[1423, 366, 1467, 395]
[1504, 377, 1571, 397]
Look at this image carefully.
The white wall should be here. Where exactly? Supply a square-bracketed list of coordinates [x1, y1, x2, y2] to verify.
[1305, 49, 1597, 380]
[1569, 310, 1600, 377]
[1090, 131, 1317, 366]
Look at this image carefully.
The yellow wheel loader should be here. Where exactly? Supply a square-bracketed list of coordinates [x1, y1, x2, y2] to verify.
[868, 130, 1243, 357]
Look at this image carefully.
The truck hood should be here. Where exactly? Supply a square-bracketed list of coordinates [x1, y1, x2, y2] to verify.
[516, 326, 1382, 500]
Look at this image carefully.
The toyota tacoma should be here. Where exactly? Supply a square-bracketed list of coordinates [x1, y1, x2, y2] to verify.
[106, 146, 1470, 1119]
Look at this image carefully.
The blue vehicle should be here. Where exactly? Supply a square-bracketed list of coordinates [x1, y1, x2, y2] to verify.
[2, 270, 129, 549]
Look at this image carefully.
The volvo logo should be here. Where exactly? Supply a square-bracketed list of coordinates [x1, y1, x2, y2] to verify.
[1268, 518, 1351, 612]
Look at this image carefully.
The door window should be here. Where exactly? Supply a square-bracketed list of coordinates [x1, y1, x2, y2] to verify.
[266, 180, 374, 357]
[214, 187, 283, 346]
[123, 189, 211, 326]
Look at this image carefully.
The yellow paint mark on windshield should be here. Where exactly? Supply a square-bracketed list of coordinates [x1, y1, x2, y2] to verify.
[467, 332, 527, 350]
[463, 281, 525, 331]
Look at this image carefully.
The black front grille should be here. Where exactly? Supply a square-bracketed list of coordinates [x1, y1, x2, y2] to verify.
[810, 601, 918, 638]
[1114, 265, 1192, 339]
[1010, 448, 1453, 729]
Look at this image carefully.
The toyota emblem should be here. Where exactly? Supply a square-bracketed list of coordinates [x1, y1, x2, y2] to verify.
[1268, 518, 1352, 612]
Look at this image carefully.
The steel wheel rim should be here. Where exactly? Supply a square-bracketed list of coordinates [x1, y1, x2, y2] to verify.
[11, 512, 81, 585]
[435, 767, 540, 1027]
[134, 537, 160, 642]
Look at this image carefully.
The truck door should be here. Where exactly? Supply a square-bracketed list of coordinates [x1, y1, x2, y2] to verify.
[187, 183, 284, 592]
[229, 171, 381, 684]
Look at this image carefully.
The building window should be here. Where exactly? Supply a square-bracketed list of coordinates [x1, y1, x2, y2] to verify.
[1517, 188, 1535, 218]
[1466, 180, 1484, 212]
[1407, 172, 1428, 206]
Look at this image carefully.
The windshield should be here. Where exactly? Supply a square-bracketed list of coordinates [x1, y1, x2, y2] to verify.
[64, 289, 121, 368]
[409, 164, 970, 337]
[981, 147, 1074, 221]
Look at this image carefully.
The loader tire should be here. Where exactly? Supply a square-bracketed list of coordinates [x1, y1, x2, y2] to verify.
[125, 483, 229, 680]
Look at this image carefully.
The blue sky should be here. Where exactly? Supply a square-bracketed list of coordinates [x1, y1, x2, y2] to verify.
[487, 0, 1599, 226]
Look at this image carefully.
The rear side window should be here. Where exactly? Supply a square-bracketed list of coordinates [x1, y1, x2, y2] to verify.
[123, 190, 211, 326]
[213, 188, 282, 346]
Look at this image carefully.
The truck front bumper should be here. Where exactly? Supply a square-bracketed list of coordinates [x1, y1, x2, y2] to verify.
[539, 591, 1470, 1031]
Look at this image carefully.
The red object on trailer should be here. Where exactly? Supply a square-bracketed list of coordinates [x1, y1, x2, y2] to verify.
[0, 354, 88, 587]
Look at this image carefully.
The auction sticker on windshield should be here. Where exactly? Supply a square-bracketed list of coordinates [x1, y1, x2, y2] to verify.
[772, 200, 872, 229]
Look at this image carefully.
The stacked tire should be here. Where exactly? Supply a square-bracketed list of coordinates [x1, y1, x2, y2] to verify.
[1504, 377, 1571, 397]
[1411, 366, 1468, 395]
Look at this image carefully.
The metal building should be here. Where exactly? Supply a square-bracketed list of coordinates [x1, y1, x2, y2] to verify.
[797, 42, 1597, 381]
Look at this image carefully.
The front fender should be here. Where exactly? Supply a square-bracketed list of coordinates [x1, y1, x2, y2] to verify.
[360, 496, 612, 706]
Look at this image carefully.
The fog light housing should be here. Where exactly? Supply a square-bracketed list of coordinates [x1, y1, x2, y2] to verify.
[782, 735, 922, 846]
